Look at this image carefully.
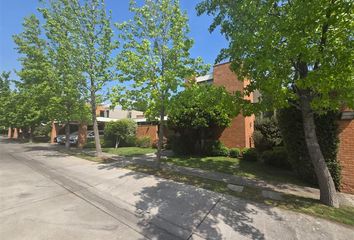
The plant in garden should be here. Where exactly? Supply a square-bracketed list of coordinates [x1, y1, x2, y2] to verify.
[278, 107, 341, 190]
[229, 148, 241, 158]
[253, 117, 283, 153]
[113, 0, 208, 164]
[197, 0, 353, 207]
[104, 119, 137, 148]
[169, 84, 238, 153]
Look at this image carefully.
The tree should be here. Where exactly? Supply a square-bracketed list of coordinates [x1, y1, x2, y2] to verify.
[114, 0, 208, 163]
[0, 71, 12, 131]
[40, 1, 87, 149]
[13, 15, 54, 142]
[59, 0, 117, 156]
[104, 119, 137, 148]
[197, 0, 354, 207]
[168, 84, 238, 151]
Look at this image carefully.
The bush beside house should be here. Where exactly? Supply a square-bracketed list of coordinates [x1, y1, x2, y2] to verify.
[278, 107, 341, 190]
[104, 119, 137, 148]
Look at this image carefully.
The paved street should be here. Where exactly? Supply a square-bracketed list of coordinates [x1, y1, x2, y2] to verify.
[0, 139, 353, 240]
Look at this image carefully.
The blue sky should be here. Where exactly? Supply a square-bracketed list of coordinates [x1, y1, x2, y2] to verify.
[0, 0, 228, 81]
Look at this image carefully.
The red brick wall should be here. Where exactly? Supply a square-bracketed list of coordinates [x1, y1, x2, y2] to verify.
[338, 119, 354, 194]
[213, 62, 254, 148]
[136, 124, 158, 142]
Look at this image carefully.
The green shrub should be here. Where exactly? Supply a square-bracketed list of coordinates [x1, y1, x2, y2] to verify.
[33, 124, 52, 137]
[171, 136, 196, 155]
[277, 107, 341, 190]
[229, 148, 241, 158]
[261, 147, 291, 170]
[104, 119, 137, 148]
[208, 140, 229, 156]
[242, 148, 258, 161]
[136, 136, 151, 148]
[122, 135, 137, 147]
[253, 117, 283, 153]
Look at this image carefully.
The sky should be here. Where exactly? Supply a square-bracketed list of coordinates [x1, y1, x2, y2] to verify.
[0, 0, 228, 81]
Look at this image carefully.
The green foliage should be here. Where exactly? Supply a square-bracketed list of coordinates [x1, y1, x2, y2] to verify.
[197, 0, 354, 111]
[168, 84, 238, 155]
[113, 0, 209, 156]
[171, 135, 196, 155]
[104, 119, 137, 148]
[39, 2, 87, 125]
[136, 136, 151, 148]
[277, 107, 341, 190]
[253, 117, 283, 153]
[12, 15, 55, 131]
[169, 84, 238, 129]
[206, 140, 229, 157]
[229, 148, 241, 158]
[242, 148, 258, 162]
[33, 124, 51, 137]
[0, 71, 13, 128]
[197, 0, 352, 206]
[261, 147, 291, 170]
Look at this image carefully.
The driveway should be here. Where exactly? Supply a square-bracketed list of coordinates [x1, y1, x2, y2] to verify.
[0, 139, 353, 240]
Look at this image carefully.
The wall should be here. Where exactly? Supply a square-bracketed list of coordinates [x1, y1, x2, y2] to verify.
[136, 124, 158, 142]
[338, 118, 354, 194]
[213, 62, 254, 148]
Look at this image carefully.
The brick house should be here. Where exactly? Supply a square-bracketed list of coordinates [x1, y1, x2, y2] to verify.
[193, 62, 255, 148]
[337, 110, 354, 193]
[136, 62, 255, 149]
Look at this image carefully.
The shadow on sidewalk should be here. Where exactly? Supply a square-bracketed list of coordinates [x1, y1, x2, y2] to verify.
[110, 169, 281, 239]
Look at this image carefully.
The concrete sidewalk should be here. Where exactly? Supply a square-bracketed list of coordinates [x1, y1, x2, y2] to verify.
[1, 141, 353, 239]
[82, 149, 354, 207]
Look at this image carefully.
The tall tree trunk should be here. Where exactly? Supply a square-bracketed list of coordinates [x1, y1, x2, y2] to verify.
[90, 85, 102, 157]
[299, 93, 339, 207]
[65, 122, 70, 149]
[156, 105, 165, 166]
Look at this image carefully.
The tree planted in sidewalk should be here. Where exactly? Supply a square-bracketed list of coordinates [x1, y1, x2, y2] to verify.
[114, 0, 208, 164]
[66, 0, 117, 157]
[0, 71, 14, 131]
[40, 2, 87, 149]
[197, 0, 354, 207]
[13, 15, 54, 142]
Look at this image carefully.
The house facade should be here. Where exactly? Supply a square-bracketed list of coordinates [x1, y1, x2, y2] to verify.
[193, 62, 255, 148]
[136, 62, 255, 149]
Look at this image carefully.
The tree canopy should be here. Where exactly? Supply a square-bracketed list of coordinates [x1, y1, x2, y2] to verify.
[168, 84, 238, 129]
[197, 0, 354, 207]
[113, 0, 209, 161]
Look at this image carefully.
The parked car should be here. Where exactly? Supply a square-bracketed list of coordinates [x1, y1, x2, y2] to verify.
[87, 130, 104, 140]
[55, 135, 66, 144]
[69, 130, 104, 145]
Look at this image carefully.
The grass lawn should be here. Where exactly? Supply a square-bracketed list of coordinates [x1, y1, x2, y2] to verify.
[102, 147, 156, 157]
[163, 156, 309, 186]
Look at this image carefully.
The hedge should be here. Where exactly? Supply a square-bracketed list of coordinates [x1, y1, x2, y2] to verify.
[277, 107, 341, 190]
[261, 147, 292, 170]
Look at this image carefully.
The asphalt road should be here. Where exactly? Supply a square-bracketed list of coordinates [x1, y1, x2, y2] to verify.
[0, 138, 353, 240]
